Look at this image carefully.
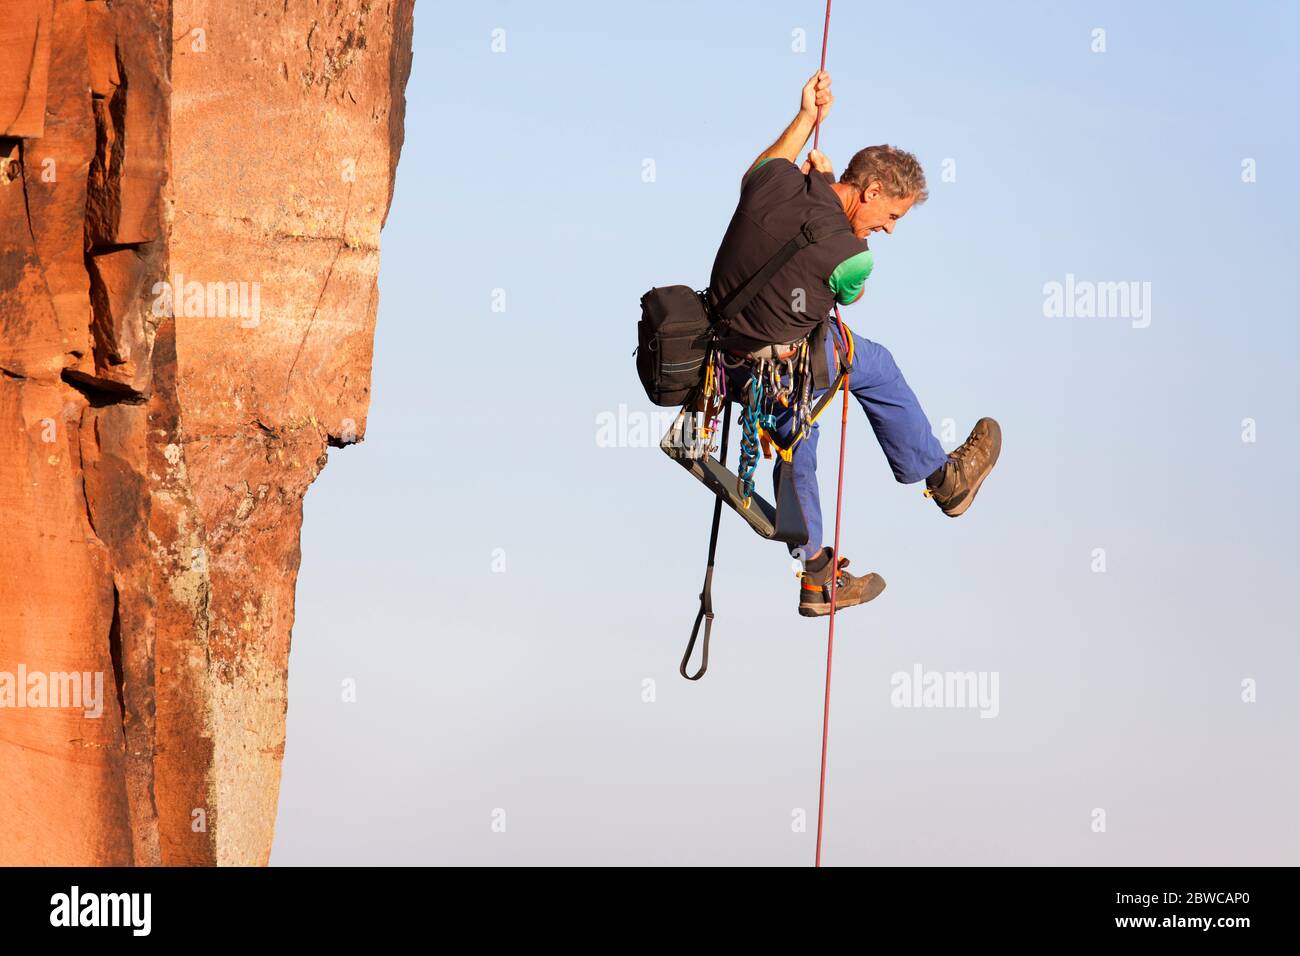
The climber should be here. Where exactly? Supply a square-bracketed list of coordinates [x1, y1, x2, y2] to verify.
[710, 69, 1002, 618]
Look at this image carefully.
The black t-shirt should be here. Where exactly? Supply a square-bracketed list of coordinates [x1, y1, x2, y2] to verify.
[709, 159, 870, 353]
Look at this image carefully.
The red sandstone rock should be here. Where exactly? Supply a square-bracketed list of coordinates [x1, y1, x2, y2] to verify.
[0, 0, 415, 865]
[0, 1, 53, 138]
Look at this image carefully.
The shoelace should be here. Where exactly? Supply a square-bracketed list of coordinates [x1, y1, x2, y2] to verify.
[926, 434, 979, 499]
[950, 430, 988, 468]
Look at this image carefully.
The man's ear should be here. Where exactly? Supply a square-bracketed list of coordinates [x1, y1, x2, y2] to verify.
[862, 180, 883, 202]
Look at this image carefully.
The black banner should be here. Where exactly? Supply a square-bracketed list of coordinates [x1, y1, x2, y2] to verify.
[0, 866, 1283, 941]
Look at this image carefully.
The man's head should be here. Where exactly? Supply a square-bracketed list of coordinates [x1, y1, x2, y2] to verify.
[833, 145, 928, 238]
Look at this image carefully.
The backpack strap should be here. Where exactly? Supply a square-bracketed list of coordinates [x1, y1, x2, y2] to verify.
[712, 212, 853, 330]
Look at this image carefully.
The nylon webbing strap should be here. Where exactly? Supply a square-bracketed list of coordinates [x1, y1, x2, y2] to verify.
[680, 406, 732, 681]
[712, 213, 852, 328]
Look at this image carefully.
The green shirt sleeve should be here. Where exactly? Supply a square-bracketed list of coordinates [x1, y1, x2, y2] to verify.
[741, 156, 779, 189]
[828, 250, 874, 304]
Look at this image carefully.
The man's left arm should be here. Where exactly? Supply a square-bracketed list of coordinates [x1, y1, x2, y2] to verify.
[745, 71, 833, 181]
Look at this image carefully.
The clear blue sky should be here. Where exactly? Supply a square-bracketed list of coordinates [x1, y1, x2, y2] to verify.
[273, 0, 1299, 865]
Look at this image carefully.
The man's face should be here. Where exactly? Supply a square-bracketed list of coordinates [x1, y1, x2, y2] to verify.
[851, 183, 917, 238]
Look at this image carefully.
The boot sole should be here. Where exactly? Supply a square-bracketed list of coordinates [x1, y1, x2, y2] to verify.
[942, 418, 1002, 518]
[799, 576, 887, 617]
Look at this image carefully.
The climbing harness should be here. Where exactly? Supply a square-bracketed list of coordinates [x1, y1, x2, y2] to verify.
[661, 323, 854, 542]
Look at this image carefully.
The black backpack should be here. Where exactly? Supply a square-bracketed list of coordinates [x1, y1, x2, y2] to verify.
[635, 286, 712, 407]
[635, 213, 852, 407]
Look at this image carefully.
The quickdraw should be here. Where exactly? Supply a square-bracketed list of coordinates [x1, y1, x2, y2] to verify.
[662, 347, 729, 464]
[736, 366, 773, 505]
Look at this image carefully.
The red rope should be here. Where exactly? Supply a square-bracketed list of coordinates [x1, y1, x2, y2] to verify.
[812, 0, 831, 150]
[816, 314, 849, 868]
[812, 0, 842, 870]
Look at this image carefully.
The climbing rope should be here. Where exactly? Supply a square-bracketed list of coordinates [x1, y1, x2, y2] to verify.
[812, 0, 847, 871]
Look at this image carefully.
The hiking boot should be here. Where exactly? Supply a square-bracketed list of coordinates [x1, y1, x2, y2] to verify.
[925, 417, 1002, 517]
[798, 548, 886, 617]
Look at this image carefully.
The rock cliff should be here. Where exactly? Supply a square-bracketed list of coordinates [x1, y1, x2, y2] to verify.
[0, 0, 415, 865]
